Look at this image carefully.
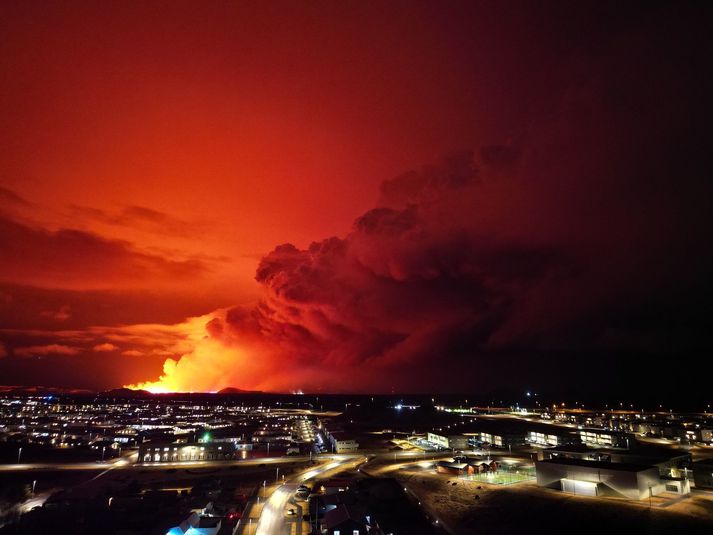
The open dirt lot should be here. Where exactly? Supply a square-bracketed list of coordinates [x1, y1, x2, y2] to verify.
[397, 468, 713, 535]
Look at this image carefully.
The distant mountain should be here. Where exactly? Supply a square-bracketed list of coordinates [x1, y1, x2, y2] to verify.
[0, 385, 94, 396]
[217, 387, 263, 395]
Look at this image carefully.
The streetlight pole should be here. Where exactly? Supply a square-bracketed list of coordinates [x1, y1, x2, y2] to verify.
[102, 446, 106, 462]
[649, 484, 652, 508]
[17, 447, 22, 464]
[276, 467, 280, 483]
[32, 480, 36, 495]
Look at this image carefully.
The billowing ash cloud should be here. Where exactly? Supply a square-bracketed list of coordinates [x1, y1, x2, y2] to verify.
[130, 141, 711, 394]
[130, 27, 713, 395]
[132, 151, 563, 392]
[237, 152, 561, 372]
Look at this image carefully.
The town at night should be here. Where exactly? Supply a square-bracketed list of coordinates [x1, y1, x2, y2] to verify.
[1, 1, 711, 533]
[1, 390, 712, 534]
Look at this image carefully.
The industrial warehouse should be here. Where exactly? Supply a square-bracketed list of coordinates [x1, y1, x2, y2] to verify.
[535, 458, 690, 500]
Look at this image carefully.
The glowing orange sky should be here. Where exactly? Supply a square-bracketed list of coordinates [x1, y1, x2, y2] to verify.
[1, 1, 530, 273]
[0, 2, 531, 389]
[1, 2, 711, 398]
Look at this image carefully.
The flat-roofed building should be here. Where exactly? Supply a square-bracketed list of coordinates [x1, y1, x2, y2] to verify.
[578, 429, 630, 448]
[535, 458, 688, 500]
[427, 432, 468, 450]
[527, 430, 581, 447]
[139, 441, 235, 463]
[473, 431, 526, 448]
[543, 445, 691, 477]
[329, 432, 359, 453]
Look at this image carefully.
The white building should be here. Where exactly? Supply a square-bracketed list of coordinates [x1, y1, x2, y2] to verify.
[535, 458, 689, 500]
[427, 432, 468, 450]
[328, 431, 359, 453]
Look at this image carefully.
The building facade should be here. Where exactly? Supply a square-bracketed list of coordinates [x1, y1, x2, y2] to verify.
[139, 442, 235, 463]
[535, 458, 687, 500]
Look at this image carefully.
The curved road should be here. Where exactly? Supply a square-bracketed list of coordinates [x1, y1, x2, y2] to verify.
[255, 457, 363, 535]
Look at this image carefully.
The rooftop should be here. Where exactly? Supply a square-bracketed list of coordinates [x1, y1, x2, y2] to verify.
[537, 458, 654, 472]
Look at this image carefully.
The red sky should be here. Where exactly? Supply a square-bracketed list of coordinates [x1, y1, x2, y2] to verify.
[1, 2, 711, 399]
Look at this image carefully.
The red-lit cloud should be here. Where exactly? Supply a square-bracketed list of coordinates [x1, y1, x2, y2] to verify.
[93, 342, 118, 352]
[15, 344, 80, 357]
[0, 2, 711, 399]
[0, 216, 210, 290]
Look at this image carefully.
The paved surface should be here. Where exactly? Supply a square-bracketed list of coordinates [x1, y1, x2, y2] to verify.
[0, 455, 312, 472]
[255, 457, 362, 535]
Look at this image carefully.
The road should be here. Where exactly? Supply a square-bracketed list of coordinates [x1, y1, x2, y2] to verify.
[0, 454, 313, 472]
[255, 456, 363, 535]
[0, 449, 452, 474]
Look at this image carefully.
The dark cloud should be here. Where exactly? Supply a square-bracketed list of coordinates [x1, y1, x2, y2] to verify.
[40, 305, 72, 322]
[140, 13, 713, 398]
[0, 215, 210, 289]
[0, 186, 30, 207]
[68, 204, 203, 238]
[204, 153, 573, 391]
[0, 283, 227, 331]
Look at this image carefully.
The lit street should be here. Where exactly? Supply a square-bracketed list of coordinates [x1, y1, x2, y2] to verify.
[255, 456, 364, 535]
[0, 454, 315, 473]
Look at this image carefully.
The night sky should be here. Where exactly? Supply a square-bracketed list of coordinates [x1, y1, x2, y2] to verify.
[1, 1, 711, 402]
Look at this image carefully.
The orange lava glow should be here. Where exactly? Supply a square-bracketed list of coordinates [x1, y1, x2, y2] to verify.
[124, 312, 264, 393]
